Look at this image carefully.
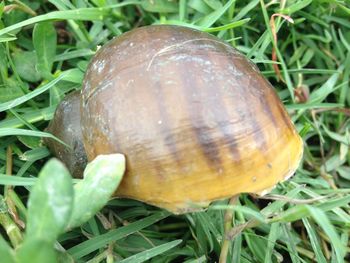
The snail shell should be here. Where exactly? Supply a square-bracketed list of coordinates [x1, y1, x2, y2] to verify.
[47, 25, 303, 213]
[45, 90, 87, 178]
[80, 25, 303, 213]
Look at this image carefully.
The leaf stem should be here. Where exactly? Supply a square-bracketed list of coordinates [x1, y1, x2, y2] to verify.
[0, 196, 23, 248]
[219, 196, 239, 263]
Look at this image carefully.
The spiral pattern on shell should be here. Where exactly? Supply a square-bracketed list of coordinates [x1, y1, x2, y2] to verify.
[79, 25, 303, 213]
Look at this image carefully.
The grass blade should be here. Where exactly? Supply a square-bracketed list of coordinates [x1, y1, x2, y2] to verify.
[119, 239, 182, 263]
[68, 211, 170, 259]
[0, 128, 69, 147]
[302, 218, 327, 263]
[0, 3, 139, 37]
[306, 206, 346, 263]
[0, 175, 37, 186]
[0, 72, 69, 112]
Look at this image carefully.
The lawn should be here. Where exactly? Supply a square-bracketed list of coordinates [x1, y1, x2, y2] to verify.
[0, 0, 349, 262]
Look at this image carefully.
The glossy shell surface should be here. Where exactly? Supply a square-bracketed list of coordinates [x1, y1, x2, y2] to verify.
[45, 90, 87, 178]
[81, 25, 303, 212]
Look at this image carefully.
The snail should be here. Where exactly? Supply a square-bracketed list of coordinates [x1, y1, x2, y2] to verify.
[45, 25, 303, 213]
[45, 90, 87, 178]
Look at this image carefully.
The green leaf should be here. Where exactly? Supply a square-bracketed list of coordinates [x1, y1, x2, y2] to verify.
[0, 174, 38, 186]
[0, 36, 17, 42]
[18, 136, 42, 149]
[67, 154, 126, 229]
[0, 8, 110, 36]
[12, 51, 41, 83]
[0, 2, 4, 20]
[212, 205, 265, 223]
[120, 240, 182, 263]
[68, 211, 170, 259]
[264, 223, 280, 263]
[49, 0, 75, 10]
[193, 213, 214, 251]
[286, 102, 343, 111]
[232, 233, 242, 263]
[0, 235, 16, 263]
[179, 0, 187, 21]
[54, 49, 95, 62]
[141, 0, 178, 13]
[204, 18, 250, 32]
[321, 155, 346, 172]
[16, 240, 58, 263]
[245, 232, 265, 262]
[188, 0, 212, 14]
[0, 43, 7, 76]
[204, 0, 223, 10]
[0, 106, 55, 129]
[0, 78, 25, 103]
[0, 70, 71, 112]
[280, 0, 313, 14]
[269, 195, 350, 223]
[0, 87, 23, 103]
[0, 128, 70, 147]
[0, 174, 81, 186]
[322, 125, 350, 146]
[337, 166, 350, 180]
[306, 206, 346, 263]
[33, 22, 57, 79]
[309, 68, 342, 103]
[232, 0, 259, 21]
[302, 218, 327, 263]
[57, 68, 84, 84]
[26, 159, 73, 243]
[282, 224, 301, 263]
[19, 147, 50, 162]
[196, 0, 235, 28]
[56, 250, 75, 263]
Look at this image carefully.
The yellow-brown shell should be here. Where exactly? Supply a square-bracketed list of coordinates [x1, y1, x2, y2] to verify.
[79, 25, 303, 213]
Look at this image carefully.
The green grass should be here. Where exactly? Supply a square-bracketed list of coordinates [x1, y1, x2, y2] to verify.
[0, 0, 350, 262]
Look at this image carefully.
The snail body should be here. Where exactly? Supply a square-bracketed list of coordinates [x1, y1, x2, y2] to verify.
[46, 25, 303, 213]
[45, 90, 87, 178]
